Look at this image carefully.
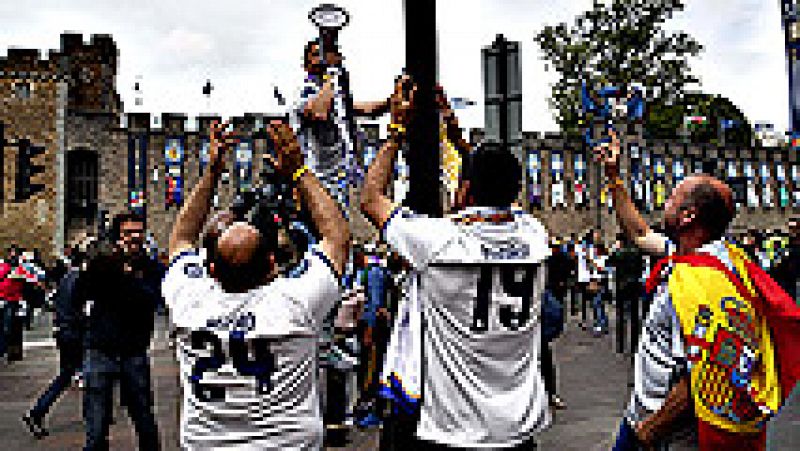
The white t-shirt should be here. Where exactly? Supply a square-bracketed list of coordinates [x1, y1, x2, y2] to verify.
[162, 247, 340, 450]
[384, 206, 552, 448]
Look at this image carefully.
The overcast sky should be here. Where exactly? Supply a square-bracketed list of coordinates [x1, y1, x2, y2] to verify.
[0, 0, 789, 132]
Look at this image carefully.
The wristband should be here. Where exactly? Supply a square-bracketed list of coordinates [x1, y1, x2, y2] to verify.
[292, 165, 310, 182]
[609, 177, 625, 190]
[388, 123, 406, 134]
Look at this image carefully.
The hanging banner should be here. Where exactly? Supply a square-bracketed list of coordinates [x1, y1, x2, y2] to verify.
[776, 163, 789, 208]
[551, 151, 565, 208]
[760, 162, 773, 208]
[654, 156, 666, 209]
[792, 164, 800, 207]
[673, 159, 685, 189]
[642, 150, 652, 212]
[200, 138, 210, 176]
[128, 134, 147, 213]
[744, 161, 759, 208]
[165, 137, 184, 208]
[528, 150, 542, 209]
[573, 153, 586, 207]
[235, 139, 253, 193]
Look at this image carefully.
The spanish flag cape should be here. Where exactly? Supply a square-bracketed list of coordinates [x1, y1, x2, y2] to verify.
[645, 243, 800, 450]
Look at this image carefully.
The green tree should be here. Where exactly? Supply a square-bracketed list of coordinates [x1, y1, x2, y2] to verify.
[535, 0, 702, 139]
[646, 93, 752, 146]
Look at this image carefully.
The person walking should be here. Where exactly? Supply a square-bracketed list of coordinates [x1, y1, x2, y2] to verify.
[23, 249, 88, 438]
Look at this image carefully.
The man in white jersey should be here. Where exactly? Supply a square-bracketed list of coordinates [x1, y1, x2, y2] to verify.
[163, 120, 350, 450]
[361, 78, 551, 450]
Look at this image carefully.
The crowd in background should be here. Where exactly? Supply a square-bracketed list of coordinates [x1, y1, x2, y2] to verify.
[2, 211, 797, 446]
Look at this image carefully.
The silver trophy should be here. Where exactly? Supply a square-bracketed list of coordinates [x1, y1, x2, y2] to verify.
[309, 4, 350, 69]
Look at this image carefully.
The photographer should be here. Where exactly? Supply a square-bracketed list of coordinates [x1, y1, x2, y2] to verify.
[163, 119, 350, 449]
[72, 211, 163, 451]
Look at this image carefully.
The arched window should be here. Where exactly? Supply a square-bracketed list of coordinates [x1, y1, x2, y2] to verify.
[66, 149, 99, 224]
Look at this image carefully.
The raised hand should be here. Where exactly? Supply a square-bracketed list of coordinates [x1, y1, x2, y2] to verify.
[265, 121, 304, 179]
[593, 127, 621, 178]
[390, 74, 416, 128]
[208, 120, 238, 174]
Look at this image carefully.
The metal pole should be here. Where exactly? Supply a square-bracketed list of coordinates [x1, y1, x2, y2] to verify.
[403, 0, 440, 217]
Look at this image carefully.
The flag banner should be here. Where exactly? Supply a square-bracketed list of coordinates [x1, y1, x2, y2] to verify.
[235, 140, 253, 193]
[631, 158, 643, 202]
[726, 160, 738, 179]
[551, 181, 565, 208]
[761, 163, 773, 208]
[744, 161, 755, 179]
[793, 165, 800, 207]
[165, 137, 184, 208]
[528, 150, 542, 208]
[200, 138, 210, 175]
[780, 186, 790, 208]
[127, 135, 148, 213]
[673, 159, 685, 188]
[551, 151, 565, 208]
[574, 153, 586, 207]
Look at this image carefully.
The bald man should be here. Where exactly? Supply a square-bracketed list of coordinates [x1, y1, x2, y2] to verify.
[164, 120, 350, 450]
[595, 130, 768, 450]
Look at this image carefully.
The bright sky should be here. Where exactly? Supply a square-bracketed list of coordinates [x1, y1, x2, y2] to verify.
[0, 0, 790, 132]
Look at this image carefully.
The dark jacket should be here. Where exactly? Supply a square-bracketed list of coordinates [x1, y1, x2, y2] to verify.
[546, 249, 573, 299]
[608, 246, 645, 292]
[74, 252, 164, 356]
[53, 269, 83, 345]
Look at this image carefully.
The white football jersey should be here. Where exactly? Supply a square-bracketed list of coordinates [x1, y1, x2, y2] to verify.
[162, 247, 340, 450]
[384, 206, 552, 448]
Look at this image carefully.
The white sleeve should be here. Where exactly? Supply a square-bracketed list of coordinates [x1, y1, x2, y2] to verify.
[161, 249, 217, 328]
[383, 206, 459, 270]
[282, 246, 342, 327]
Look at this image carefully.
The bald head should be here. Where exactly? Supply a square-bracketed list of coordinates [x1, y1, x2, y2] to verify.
[666, 174, 736, 243]
[209, 221, 275, 293]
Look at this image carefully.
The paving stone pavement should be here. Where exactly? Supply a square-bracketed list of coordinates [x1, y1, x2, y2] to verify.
[1, 309, 798, 450]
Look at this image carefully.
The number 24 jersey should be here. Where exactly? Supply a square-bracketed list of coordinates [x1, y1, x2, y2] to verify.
[162, 247, 340, 450]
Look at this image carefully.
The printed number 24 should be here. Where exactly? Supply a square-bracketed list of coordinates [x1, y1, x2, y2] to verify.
[190, 331, 275, 402]
[472, 265, 537, 332]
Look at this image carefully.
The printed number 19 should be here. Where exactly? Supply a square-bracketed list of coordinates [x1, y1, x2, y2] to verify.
[471, 265, 537, 332]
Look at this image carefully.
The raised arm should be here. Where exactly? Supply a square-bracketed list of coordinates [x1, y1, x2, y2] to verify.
[353, 99, 390, 118]
[265, 122, 351, 277]
[594, 129, 668, 255]
[302, 75, 336, 122]
[360, 75, 415, 230]
[168, 121, 237, 260]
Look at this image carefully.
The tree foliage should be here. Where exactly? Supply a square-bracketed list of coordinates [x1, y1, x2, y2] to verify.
[535, 0, 704, 139]
[646, 93, 752, 146]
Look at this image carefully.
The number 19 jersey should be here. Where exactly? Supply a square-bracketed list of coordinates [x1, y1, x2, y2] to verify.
[162, 247, 340, 450]
[384, 206, 552, 448]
